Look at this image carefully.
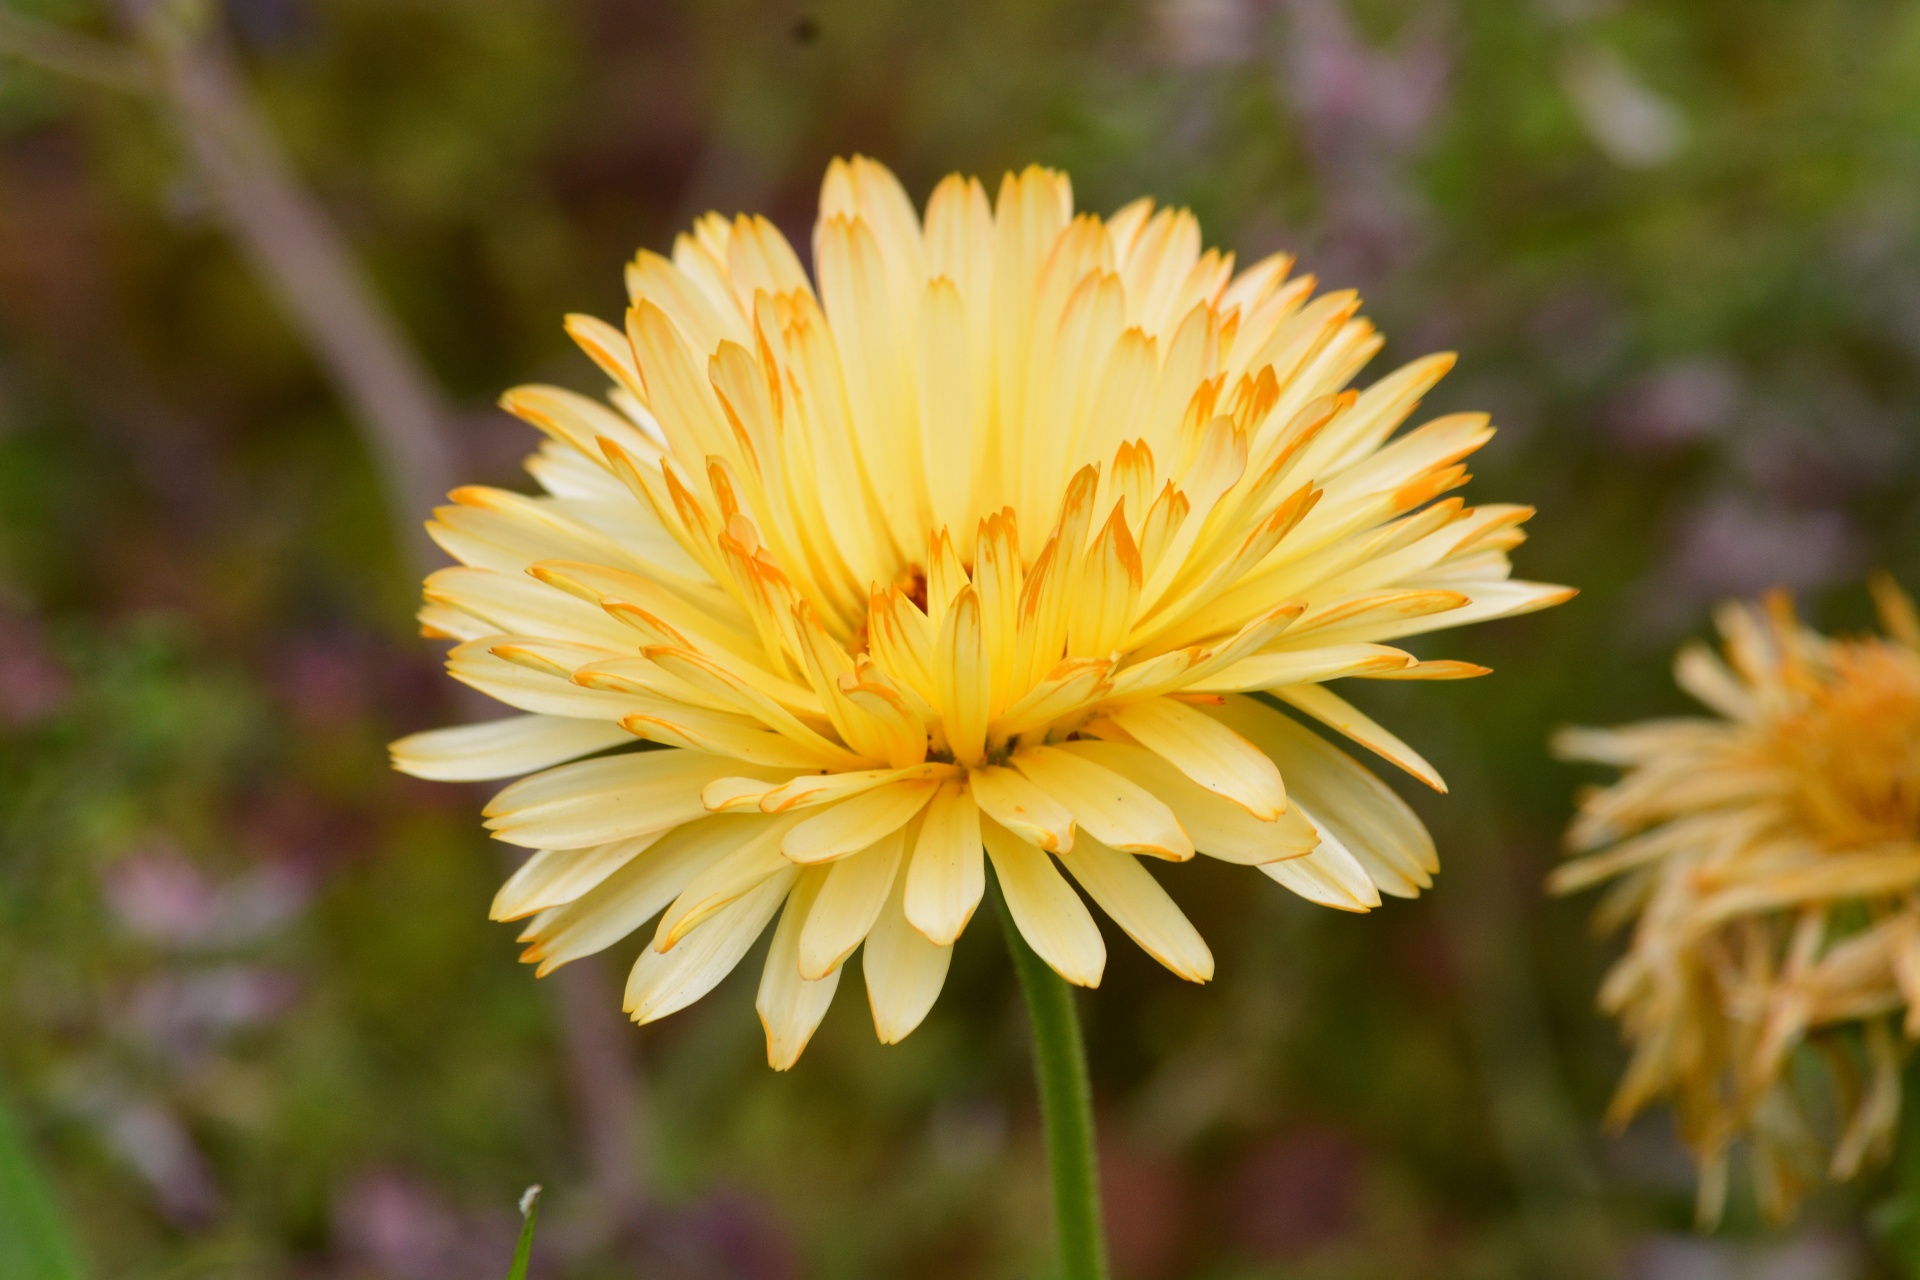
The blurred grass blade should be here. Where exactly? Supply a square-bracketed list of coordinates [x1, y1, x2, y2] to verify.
[0, 1082, 86, 1280]
[507, 1184, 541, 1280]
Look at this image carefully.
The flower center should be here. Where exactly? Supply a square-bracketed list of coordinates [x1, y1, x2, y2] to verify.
[1773, 642, 1920, 848]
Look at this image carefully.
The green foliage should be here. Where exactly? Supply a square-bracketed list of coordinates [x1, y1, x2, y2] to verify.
[507, 1185, 540, 1280]
[0, 1083, 86, 1280]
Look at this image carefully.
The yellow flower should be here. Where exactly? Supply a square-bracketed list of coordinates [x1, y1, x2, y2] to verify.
[392, 157, 1568, 1069]
[1553, 578, 1920, 1223]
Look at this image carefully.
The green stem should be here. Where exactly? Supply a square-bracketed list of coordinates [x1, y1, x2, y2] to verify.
[1895, 1055, 1920, 1277]
[993, 879, 1109, 1280]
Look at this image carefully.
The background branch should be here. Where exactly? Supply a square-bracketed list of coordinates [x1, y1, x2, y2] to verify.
[120, 0, 457, 579]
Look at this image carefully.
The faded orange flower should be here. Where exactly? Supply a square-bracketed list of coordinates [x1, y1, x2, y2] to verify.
[1554, 578, 1920, 1222]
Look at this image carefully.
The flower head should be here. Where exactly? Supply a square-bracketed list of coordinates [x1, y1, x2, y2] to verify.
[393, 158, 1568, 1068]
[1554, 578, 1920, 1222]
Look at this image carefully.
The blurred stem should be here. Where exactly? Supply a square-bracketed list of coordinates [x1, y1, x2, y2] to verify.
[119, 0, 459, 580]
[549, 957, 652, 1224]
[994, 881, 1108, 1280]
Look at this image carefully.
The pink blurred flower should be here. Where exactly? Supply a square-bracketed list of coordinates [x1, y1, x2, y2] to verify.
[334, 1171, 519, 1280]
[103, 845, 309, 950]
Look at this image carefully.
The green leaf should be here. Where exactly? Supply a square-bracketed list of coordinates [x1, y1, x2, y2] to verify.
[0, 1081, 86, 1280]
[506, 1184, 541, 1280]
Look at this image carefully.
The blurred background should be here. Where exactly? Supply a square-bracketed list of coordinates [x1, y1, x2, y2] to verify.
[2, 0, 1918, 1276]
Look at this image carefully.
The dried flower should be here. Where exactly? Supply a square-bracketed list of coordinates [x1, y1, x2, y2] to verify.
[1553, 577, 1920, 1222]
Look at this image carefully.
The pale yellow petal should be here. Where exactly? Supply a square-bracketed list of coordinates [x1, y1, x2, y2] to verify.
[499, 382, 662, 471]
[447, 640, 637, 720]
[425, 566, 639, 651]
[982, 818, 1105, 987]
[1188, 644, 1415, 694]
[485, 750, 790, 850]
[1258, 837, 1381, 911]
[1057, 837, 1212, 982]
[1011, 744, 1193, 859]
[798, 828, 906, 979]
[655, 813, 805, 948]
[905, 778, 985, 945]
[1106, 697, 1285, 819]
[935, 588, 991, 766]
[520, 815, 769, 974]
[490, 832, 664, 922]
[782, 779, 941, 865]
[1272, 683, 1446, 792]
[864, 852, 953, 1044]
[391, 715, 632, 782]
[758, 762, 956, 813]
[1206, 694, 1437, 894]
[1055, 739, 1315, 864]
[626, 869, 793, 1023]
[970, 764, 1076, 853]
[756, 867, 843, 1069]
[620, 709, 849, 770]
[703, 774, 781, 812]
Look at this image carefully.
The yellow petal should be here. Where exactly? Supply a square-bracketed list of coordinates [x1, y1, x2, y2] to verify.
[1011, 744, 1193, 859]
[702, 774, 781, 812]
[570, 655, 742, 715]
[1206, 694, 1437, 895]
[1187, 644, 1414, 694]
[905, 778, 985, 945]
[970, 764, 1076, 853]
[1106, 697, 1285, 819]
[981, 818, 1105, 987]
[815, 211, 927, 554]
[490, 832, 664, 922]
[756, 867, 843, 1069]
[934, 588, 991, 765]
[485, 750, 786, 850]
[1271, 683, 1446, 792]
[918, 277, 977, 538]
[645, 644, 865, 767]
[626, 869, 793, 1023]
[1057, 837, 1213, 982]
[627, 298, 740, 483]
[758, 763, 956, 813]
[625, 248, 747, 356]
[426, 566, 639, 651]
[838, 676, 931, 769]
[500, 382, 661, 470]
[798, 828, 907, 979]
[391, 715, 632, 782]
[782, 779, 941, 865]
[1066, 503, 1142, 658]
[973, 512, 1024, 714]
[1055, 739, 1314, 864]
[520, 815, 769, 973]
[655, 813, 805, 949]
[1354, 659, 1491, 681]
[994, 657, 1114, 740]
[620, 710, 844, 770]
[561, 311, 649, 404]
[1258, 838, 1380, 912]
[864, 851, 953, 1044]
